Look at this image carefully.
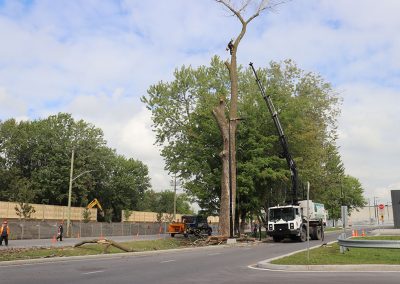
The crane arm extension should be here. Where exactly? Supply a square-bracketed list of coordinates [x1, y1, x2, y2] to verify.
[249, 62, 298, 205]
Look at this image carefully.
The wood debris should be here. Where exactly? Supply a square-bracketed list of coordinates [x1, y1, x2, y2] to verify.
[73, 239, 133, 253]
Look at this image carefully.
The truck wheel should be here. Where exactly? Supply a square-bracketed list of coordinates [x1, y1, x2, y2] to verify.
[299, 227, 307, 242]
[315, 227, 322, 240]
[273, 236, 282, 242]
[184, 233, 188, 238]
[310, 227, 317, 240]
[170, 233, 175, 237]
[207, 228, 212, 236]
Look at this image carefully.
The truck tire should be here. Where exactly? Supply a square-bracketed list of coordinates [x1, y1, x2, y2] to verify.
[170, 233, 175, 237]
[184, 233, 188, 238]
[299, 227, 307, 242]
[315, 227, 322, 240]
[207, 228, 212, 236]
[273, 236, 283, 242]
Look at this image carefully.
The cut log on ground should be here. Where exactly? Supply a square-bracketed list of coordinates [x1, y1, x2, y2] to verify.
[74, 239, 134, 253]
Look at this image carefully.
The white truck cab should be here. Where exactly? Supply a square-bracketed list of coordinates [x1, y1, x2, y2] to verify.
[267, 200, 326, 242]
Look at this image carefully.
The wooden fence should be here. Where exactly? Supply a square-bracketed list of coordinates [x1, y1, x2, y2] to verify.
[0, 201, 97, 221]
[122, 210, 220, 223]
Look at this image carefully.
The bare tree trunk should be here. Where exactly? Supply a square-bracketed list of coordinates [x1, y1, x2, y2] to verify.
[214, 0, 270, 237]
[212, 99, 230, 236]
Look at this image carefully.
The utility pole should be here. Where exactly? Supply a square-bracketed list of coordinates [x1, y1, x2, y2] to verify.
[66, 148, 75, 237]
[368, 198, 371, 224]
[66, 147, 95, 238]
[170, 175, 180, 221]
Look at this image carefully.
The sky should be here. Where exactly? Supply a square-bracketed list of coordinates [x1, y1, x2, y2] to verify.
[0, 0, 399, 206]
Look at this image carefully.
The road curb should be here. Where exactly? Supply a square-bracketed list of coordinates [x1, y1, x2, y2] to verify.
[257, 240, 400, 272]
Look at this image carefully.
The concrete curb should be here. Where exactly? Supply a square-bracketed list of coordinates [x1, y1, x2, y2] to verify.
[256, 240, 400, 272]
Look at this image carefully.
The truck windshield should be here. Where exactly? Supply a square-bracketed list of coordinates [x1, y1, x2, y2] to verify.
[269, 207, 296, 222]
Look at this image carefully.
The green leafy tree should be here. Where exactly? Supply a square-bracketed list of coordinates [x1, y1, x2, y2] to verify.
[0, 113, 152, 222]
[143, 57, 365, 229]
[12, 178, 36, 220]
[136, 190, 193, 215]
[82, 208, 92, 223]
[123, 209, 132, 222]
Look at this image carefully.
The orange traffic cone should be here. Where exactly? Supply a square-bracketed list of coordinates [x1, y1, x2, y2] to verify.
[352, 230, 355, 237]
[355, 230, 359, 237]
[361, 229, 366, 237]
[99, 233, 104, 240]
[51, 235, 56, 244]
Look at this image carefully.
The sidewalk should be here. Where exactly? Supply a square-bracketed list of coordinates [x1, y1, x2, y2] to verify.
[0, 234, 169, 250]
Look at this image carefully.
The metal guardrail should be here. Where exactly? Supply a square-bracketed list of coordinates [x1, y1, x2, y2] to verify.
[337, 234, 400, 249]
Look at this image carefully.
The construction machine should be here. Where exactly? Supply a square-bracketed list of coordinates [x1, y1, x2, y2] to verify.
[168, 215, 212, 238]
[250, 62, 326, 242]
[87, 198, 104, 216]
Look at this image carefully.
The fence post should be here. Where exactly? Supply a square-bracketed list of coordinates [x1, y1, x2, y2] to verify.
[21, 221, 24, 240]
[339, 233, 346, 253]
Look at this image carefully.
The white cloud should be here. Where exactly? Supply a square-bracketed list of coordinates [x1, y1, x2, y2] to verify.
[0, 0, 399, 204]
[0, 87, 28, 122]
[337, 83, 400, 202]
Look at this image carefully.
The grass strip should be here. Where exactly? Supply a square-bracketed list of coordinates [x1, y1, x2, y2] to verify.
[271, 236, 400, 265]
[0, 238, 191, 262]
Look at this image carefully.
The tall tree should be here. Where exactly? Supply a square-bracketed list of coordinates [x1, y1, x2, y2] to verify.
[143, 56, 366, 230]
[0, 113, 152, 221]
[214, 0, 283, 236]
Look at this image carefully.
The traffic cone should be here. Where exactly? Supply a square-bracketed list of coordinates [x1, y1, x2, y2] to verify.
[352, 230, 355, 237]
[355, 230, 359, 237]
[361, 229, 366, 237]
[51, 235, 56, 244]
[99, 233, 104, 240]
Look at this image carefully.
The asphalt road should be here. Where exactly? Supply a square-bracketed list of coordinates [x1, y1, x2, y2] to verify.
[1, 230, 399, 284]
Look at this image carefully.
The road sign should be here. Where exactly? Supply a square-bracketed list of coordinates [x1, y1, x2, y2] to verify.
[378, 204, 384, 210]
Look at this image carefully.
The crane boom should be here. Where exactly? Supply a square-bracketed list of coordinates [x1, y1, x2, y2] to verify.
[249, 62, 298, 205]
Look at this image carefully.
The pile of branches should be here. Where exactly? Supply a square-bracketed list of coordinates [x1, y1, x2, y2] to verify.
[190, 235, 258, 246]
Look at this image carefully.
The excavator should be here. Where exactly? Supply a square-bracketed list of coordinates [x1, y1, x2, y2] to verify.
[87, 198, 104, 216]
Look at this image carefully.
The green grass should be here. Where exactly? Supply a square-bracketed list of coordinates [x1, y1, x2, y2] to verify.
[0, 238, 191, 262]
[272, 236, 400, 265]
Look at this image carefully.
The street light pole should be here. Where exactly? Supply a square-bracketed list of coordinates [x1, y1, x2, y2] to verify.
[66, 148, 75, 237]
[66, 147, 95, 238]
[171, 175, 178, 221]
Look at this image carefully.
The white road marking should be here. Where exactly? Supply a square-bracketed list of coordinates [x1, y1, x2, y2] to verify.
[207, 252, 222, 256]
[160, 259, 176, 263]
[82, 270, 105, 275]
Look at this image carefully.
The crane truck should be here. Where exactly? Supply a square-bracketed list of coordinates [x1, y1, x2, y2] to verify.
[250, 62, 326, 242]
